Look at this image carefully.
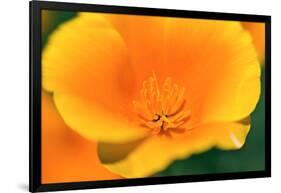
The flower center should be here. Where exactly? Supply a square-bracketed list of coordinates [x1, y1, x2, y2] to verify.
[133, 73, 191, 136]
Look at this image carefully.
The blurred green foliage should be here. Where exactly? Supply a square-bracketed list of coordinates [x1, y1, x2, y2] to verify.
[42, 11, 266, 177]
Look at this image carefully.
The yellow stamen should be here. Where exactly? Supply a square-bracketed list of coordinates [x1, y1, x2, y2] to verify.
[133, 73, 191, 136]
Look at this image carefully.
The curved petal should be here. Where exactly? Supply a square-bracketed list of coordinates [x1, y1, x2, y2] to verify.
[41, 91, 121, 183]
[43, 14, 148, 142]
[242, 22, 265, 64]
[53, 93, 149, 143]
[164, 18, 260, 125]
[214, 117, 251, 149]
[98, 119, 250, 178]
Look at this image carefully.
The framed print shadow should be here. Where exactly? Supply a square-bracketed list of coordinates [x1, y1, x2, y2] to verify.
[29, 0, 271, 192]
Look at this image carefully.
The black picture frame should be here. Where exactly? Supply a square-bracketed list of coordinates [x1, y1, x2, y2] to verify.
[29, 0, 271, 192]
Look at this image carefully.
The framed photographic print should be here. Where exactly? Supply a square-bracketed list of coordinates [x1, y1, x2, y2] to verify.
[29, 0, 271, 192]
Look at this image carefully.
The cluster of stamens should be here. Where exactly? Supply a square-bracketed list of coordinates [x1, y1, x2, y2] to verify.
[133, 73, 191, 137]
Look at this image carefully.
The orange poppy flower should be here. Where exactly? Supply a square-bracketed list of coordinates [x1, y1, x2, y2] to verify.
[42, 13, 261, 178]
[41, 91, 121, 183]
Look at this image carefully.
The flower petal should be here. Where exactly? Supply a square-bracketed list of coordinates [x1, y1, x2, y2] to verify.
[97, 13, 168, 87]
[165, 18, 260, 125]
[53, 93, 149, 143]
[214, 117, 251, 149]
[98, 119, 250, 178]
[43, 14, 148, 142]
[242, 22, 265, 64]
[41, 91, 121, 183]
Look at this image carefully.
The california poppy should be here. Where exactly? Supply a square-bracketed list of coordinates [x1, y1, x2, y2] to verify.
[42, 13, 261, 178]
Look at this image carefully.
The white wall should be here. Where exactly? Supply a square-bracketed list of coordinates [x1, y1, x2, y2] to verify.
[0, 0, 279, 192]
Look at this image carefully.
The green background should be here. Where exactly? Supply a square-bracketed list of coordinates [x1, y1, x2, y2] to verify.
[42, 10, 265, 177]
